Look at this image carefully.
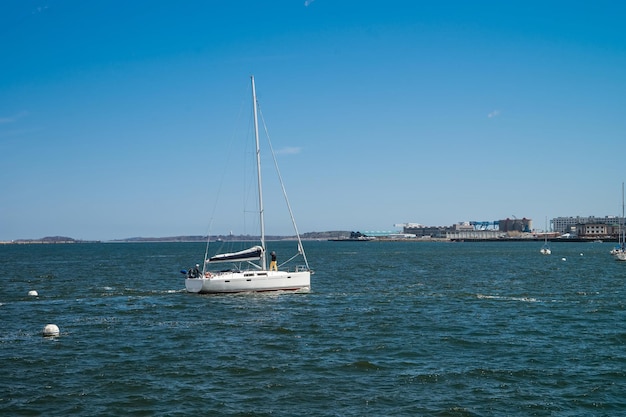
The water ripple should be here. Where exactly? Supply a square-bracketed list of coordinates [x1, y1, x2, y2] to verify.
[2, 241, 626, 415]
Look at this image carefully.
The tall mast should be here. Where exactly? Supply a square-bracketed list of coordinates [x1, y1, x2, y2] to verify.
[619, 182, 626, 249]
[251, 76, 267, 269]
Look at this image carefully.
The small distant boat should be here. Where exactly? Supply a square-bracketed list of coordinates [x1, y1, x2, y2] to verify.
[540, 217, 551, 255]
[612, 183, 626, 261]
[183, 76, 312, 293]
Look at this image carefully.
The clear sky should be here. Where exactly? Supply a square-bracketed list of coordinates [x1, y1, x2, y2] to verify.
[2, 1, 626, 241]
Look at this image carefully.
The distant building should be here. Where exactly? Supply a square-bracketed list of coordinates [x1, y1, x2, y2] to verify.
[401, 224, 453, 238]
[575, 223, 614, 238]
[552, 216, 621, 234]
[398, 215, 623, 240]
[402, 218, 532, 238]
[447, 222, 503, 240]
[499, 218, 532, 233]
[394, 223, 423, 229]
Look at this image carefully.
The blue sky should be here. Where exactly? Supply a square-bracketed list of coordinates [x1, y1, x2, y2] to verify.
[2, 1, 626, 240]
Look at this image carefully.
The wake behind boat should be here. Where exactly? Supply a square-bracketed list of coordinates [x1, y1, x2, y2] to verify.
[183, 76, 312, 293]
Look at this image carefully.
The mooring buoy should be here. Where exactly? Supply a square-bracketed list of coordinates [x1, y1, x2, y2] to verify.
[42, 324, 60, 337]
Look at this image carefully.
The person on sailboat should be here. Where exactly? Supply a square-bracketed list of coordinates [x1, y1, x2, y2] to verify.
[188, 264, 200, 278]
[270, 251, 277, 271]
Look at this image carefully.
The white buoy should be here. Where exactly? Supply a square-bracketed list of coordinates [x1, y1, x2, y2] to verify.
[28, 290, 38, 297]
[42, 324, 60, 337]
[561, 257, 567, 261]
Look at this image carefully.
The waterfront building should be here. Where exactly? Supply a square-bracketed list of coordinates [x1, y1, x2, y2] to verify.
[446, 229, 503, 240]
[552, 216, 621, 234]
[574, 223, 616, 238]
[401, 224, 453, 238]
[499, 218, 532, 233]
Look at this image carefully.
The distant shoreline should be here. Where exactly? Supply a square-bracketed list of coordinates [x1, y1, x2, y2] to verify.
[0, 237, 101, 245]
[1, 236, 616, 245]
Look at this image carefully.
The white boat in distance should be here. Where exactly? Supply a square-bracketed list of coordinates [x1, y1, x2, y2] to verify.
[540, 216, 551, 255]
[613, 182, 626, 261]
[184, 76, 312, 293]
[540, 244, 551, 255]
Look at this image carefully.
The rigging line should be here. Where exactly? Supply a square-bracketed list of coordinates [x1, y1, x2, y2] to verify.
[257, 105, 310, 269]
[279, 252, 302, 268]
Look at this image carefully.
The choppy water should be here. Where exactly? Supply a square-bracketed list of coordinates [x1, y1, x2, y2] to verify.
[2, 240, 626, 416]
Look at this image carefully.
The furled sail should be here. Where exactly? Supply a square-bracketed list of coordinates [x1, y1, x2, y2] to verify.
[207, 246, 263, 263]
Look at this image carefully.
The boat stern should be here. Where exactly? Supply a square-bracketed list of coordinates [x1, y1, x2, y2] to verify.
[185, 278, 204, 293]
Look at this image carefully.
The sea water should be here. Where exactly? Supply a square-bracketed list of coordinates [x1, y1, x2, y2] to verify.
[1, 240, 626, 416]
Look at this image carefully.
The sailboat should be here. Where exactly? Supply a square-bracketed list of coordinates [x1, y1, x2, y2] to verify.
[612, 183, 626, 261]
[184, 76, 312, 293]
[540, 216, 551, 255]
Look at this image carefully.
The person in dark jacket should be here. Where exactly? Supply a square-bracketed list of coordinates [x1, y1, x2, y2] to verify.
[269, 251, 277, 271]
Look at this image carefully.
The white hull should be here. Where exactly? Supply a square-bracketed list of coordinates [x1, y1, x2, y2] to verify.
[186, 270, 310, 294]
[615, 252, 626, 262]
